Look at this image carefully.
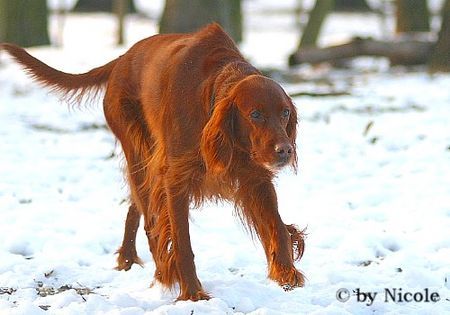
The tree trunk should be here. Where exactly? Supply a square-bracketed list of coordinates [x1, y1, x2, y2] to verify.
[0, 0, 50, 47]
[114, 0, 126, 45]
[73, 0, 136, 13]
[228, 0, 243, 43]
[335, 0, 371, 11]
[159, 0, 242, 43]
[429, 0, 450, 72]
[396, 0, 430, 33]
[298, 0, 334, 49]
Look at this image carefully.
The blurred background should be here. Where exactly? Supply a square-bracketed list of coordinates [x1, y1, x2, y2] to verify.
[0, 0, 449, 72]
[1, 2, 450, 313]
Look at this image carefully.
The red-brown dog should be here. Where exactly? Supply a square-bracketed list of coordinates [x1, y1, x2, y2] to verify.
[1, 23, 305, 301]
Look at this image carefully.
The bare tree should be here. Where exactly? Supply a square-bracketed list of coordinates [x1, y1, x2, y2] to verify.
[297, 0, 334, 49]
[73, 0, 136, 13]
[114, 0, 127, 45]
[159, 0, 242, 43]
[289, 0, 450, 71]
[396, 0, 430, 33]
[335, 0, 370, 11]
[72, 0, 134, 46]
[0, 0, 50, 47]
[429, 0, 450, 71]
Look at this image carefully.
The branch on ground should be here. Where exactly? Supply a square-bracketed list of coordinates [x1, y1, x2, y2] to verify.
[289, 37, 433, 66]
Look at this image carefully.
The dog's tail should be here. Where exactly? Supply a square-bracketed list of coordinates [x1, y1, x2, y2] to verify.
[0, 43, 119, 105]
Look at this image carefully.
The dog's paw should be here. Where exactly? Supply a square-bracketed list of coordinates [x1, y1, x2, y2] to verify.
[115, 247, 144, 271]
[177, 289, 211, 301]
[270, 264, 305, 290]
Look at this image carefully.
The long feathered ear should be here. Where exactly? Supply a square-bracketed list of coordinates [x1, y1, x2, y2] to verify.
[287, 99, 298, 171]
[201, 98, 235, 175]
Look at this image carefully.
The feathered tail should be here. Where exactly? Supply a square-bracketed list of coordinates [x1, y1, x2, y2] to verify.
[0, 43, 119, 105]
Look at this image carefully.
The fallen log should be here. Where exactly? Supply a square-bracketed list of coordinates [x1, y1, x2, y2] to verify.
[288, 37, 434, 66]
[289, 91, 350, 97]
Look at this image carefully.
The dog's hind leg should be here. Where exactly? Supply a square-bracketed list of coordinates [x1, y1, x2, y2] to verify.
[103, 90, 159, 271]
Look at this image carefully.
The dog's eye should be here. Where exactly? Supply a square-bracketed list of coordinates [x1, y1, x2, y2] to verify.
[282, 108, 290, 118]
[250, 110, 263, 120]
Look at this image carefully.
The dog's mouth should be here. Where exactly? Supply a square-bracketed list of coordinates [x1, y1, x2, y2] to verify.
[251, 150, 293, 172]
[263, 160, 291, 172]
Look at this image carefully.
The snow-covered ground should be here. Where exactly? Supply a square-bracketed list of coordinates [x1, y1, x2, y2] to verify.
[1, 1, 450, 314]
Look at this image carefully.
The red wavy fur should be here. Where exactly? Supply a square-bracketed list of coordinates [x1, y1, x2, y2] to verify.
[1, 23, 305, 301]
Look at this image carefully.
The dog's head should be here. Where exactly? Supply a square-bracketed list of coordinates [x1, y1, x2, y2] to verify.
[201, 75, 297, 175]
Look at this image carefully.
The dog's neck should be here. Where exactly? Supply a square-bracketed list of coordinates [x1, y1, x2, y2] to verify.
[209, 60, 260, 115]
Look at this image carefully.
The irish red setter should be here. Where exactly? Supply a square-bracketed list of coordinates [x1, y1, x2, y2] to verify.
[1, 23, 305, 301]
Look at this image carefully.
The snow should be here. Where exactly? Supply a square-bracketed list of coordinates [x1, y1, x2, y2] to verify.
[1, 2, 450, 314]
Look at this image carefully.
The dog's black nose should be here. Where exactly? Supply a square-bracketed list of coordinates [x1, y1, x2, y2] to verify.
[275, 143, 293, 160]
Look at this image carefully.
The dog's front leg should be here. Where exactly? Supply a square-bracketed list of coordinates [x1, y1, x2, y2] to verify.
[116, 203, 144, 271]
[239, 180, 305, 290]
[165, 181, 210, 301]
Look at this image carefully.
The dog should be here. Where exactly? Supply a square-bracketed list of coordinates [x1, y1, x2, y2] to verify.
[1, 23, 305, 301]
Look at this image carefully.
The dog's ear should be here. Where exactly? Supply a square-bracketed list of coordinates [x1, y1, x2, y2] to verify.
[201, 97, 235, 175]
[286, 98, 298, 171]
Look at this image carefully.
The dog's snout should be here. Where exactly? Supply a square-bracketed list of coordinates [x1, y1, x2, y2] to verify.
[274, 143, 293, 160]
